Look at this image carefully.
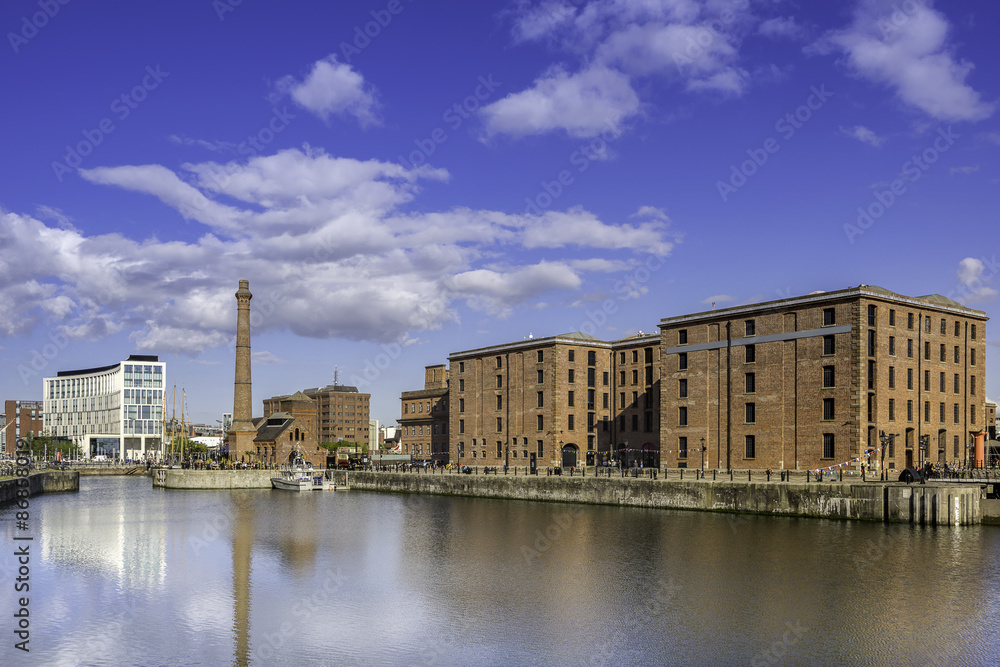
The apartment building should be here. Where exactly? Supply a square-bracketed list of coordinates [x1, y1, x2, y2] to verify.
[2, 399, 44, 455]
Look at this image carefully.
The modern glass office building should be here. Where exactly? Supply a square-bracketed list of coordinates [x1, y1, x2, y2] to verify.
[43, 355, 166, 461]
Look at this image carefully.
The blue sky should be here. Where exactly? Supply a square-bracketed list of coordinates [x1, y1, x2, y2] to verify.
[1, 0, 998, 428]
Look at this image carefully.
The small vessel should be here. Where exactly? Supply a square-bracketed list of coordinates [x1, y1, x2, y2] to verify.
[271, 452, 314, 491]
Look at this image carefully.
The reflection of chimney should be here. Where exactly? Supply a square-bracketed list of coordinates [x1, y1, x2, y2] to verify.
[228, 280, 255, 461]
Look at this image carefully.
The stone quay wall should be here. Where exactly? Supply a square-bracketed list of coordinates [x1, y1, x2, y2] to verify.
[349, 472, 989, 526]
[148, 468, 994, 526]
[0, 470, 79, 505]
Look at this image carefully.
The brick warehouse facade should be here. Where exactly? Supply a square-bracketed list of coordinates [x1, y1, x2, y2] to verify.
[399, 365, 450, 464]
[440, 332, 661, 470]
[405, 285, 988, 473]
[658, 285, 989, 473]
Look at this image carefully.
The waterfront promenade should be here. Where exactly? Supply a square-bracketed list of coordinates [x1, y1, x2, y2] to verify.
[150, 464, 1000, 526]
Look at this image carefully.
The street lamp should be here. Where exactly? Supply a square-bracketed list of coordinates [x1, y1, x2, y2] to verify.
[700, 437, 706, 470]
[878, 430, 897, 481]
[919, 435, 929, 467]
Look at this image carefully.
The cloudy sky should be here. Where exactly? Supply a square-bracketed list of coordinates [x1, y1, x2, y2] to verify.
[1, 0, 998, 427]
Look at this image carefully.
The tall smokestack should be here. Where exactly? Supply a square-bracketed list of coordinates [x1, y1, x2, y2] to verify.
[229, 280, 255, 461]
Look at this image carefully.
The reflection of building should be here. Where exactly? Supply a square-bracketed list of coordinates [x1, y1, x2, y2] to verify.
[400, 365, 450, 464]
[3, 399, 44, 455]
[42, 355, 165, 460]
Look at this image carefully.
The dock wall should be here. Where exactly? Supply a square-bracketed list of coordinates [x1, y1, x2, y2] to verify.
[0, 470, 80, 505]
[150, 468, 996, 526]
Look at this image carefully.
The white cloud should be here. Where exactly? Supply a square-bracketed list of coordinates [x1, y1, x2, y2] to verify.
[958, 257, 986, 285]
[702, 294, 735, 306]
[488, 0, 756, 138]
[252, 351, 283, 365]
[276, 55, 379, 127]
[954, 257, 999, 303]
[481, 64, 640, 138]
[518, 207, 676, 254]
[758, 16, 804, 40]
[0, 147, 678, 354]
[840, 124, 885, 147]
[821, 2, 994, 121]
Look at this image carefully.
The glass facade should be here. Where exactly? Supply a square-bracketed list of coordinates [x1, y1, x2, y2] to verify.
[43, 358, 166, 460]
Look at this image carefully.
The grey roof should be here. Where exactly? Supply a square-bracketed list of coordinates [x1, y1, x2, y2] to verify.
[254, 412, 293, 442]
[554, 331, 602, 341]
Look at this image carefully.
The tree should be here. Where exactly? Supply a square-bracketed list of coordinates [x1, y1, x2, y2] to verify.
[22, 432, 82, 460]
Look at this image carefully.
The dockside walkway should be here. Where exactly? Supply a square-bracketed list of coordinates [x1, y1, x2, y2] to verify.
[151, 464, 1000, 526]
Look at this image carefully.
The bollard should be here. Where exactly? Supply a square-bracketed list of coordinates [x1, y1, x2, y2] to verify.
[729, 470, 733, 481]
[713, 470, 716, 481]
[748, 470, 751, 482]
[680, 469, 684, 480]
[807, 470, 811, 482]
[839, 469, 843, 482]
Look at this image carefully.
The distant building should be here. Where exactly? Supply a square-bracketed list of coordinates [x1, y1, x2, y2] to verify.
[399, 365, 449, 464]
[42, 355, 166, 460]
[380, 425, 401, 452]
[264, 384, 371, 446]
[3, 400, 45, 455]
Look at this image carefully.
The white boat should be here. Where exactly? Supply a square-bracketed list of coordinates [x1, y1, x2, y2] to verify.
[271, 453, 316, 491]
[271, 468, 313, 491]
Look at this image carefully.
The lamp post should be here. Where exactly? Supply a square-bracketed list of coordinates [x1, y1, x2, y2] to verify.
[700, 437, 706, 470]
[878, 430, 897, 481]
[919, 435, 929, 467]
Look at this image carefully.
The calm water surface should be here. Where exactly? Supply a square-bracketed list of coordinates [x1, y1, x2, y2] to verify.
[3, 476, 1000, 666]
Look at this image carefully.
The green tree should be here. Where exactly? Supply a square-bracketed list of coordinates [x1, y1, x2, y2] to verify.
[23, 432, 82, 460]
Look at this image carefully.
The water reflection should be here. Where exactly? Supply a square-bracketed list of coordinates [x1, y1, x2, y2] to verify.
[4, 477, 1000, 666]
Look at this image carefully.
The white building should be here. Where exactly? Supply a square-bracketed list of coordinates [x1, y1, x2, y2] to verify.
[43, 355, 166, 461]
